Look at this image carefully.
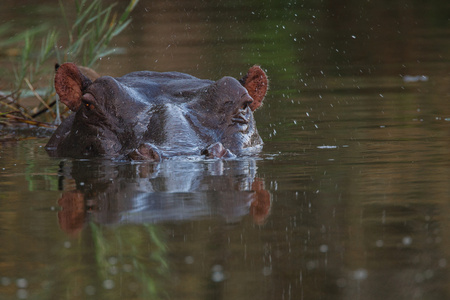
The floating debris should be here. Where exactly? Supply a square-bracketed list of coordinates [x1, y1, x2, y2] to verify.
[402, 75, 429, 83]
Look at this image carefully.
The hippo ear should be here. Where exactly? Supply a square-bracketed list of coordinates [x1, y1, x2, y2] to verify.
[239, 65, 268, 111]
[55, 63, 92, 111]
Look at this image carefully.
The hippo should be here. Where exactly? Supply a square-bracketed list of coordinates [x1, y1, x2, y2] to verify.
[56, 159, 271, 235]
[45, 63, 268, 161]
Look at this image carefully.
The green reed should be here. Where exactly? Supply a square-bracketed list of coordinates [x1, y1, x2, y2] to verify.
[90, 223, 169, 299]
[0, 0, 138, 127]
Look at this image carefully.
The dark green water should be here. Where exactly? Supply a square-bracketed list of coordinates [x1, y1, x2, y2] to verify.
[1, 1, 450, 299]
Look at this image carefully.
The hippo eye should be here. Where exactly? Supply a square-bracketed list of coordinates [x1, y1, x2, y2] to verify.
[84, 102, 95, 110]
[82, 94, 96, 110]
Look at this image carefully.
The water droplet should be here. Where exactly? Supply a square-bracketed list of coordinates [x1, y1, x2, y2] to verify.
[17, 289, 28, 299]
[123, 264, 133, 272]
[108, 257, 118, 265]
[262, 267, 272, 276]
[353, 269, 368, 280]
[402, 236, 412, 246]
[306, 261, 316, 270]
[16, 278, 28, 288]
[103, 279, 115, 290]
[336, 278, 347, 287]
[1, 277, 11, 286]
[85, 285, 96, 295]
[211, 265, 225, 282]
[424, 269, 434, 279]
[319, 244, 328, 253]
[107, 265, 117, 275]
[415, 273, 424, 283]
[185, 256, 194, 264]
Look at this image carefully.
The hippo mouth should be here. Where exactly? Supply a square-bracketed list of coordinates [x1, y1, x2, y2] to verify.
[231, 109, 249, 125]
[229, 107, 252, 134]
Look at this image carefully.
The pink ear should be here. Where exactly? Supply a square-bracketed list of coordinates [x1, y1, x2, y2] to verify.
[239, 66, 268, 111]
[55, 63, 92, 111]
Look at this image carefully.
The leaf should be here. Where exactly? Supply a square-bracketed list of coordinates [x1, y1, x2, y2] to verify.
[111, 19, 132, 38]
[73, 0, 101, 31]
[120, 0, 139, 23]
[87, 4, 115, 26]
[0, 24, 48, 48]
[1, 0, 140, 124]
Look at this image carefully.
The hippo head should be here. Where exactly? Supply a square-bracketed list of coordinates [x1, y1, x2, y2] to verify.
[46, 63, 268, 160]
[47, 64, 151, 158]
[189, 67, 268, 154]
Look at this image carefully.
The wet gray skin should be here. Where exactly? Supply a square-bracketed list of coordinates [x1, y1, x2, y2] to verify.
[46, 63, 268, 160]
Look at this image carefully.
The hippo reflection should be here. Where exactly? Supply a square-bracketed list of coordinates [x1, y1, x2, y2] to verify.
[57, 159, 271, 235]
[46, 63, 268, 160]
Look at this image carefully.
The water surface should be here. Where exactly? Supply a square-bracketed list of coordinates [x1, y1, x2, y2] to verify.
[1, 1, 450, 299]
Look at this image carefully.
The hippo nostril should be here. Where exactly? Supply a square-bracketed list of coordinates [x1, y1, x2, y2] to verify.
[242, 100, 252, 110]
[240, 92, 253, 108]
[82, 144, 94, 156]
[242, 96, 253, 109]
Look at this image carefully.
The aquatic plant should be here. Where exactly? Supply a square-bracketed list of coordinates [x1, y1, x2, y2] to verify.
[89, 223, 169, 299]
[0, 0, 138, 127]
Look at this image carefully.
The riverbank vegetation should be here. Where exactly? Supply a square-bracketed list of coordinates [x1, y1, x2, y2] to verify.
[0, 0, 138, 128]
